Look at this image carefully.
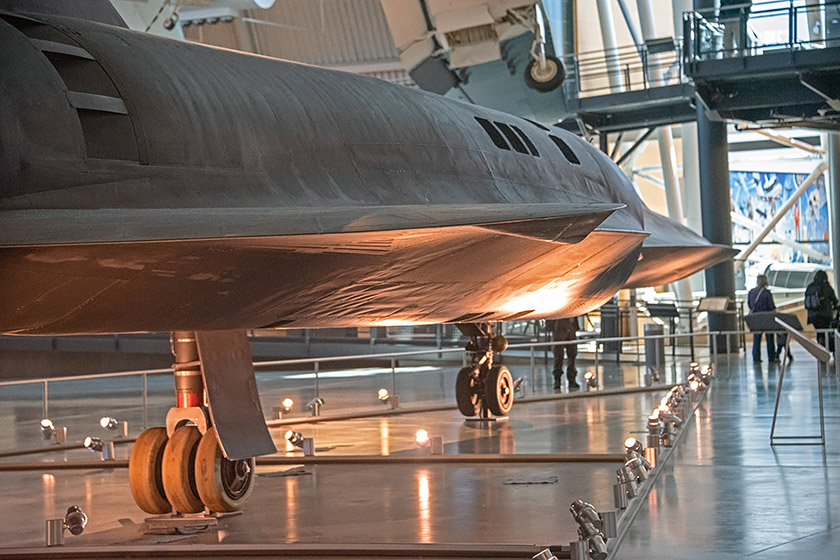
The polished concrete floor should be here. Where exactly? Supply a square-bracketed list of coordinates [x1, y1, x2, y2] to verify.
[0, 346, 837, 558]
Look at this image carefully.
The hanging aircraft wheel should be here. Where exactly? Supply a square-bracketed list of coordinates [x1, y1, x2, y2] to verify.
[455, 366, 482, 416]
[161, 425, 204, 514]
[485, 365, 514, 416]
[524, 55, 565, 92]
[195, 426, 255, 512]
[129, 427, 171, 514]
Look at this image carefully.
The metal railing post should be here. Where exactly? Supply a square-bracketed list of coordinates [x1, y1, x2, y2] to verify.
[530, 345, 536, 396]
[390, 358, 397, 394]
[726, 333, 731, 374]
[655, 337, 660, 375]
[835, 330, 839, 378]
[595, 341, 600, 379]
[142, 372, 148, 430]
[314, 361, 320, 398]
[43, 380, 48, 420]
[712, 333, 718, 373]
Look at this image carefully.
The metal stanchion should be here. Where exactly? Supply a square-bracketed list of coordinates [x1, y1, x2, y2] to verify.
[530, 346, 536, 395]
[314, 361, 320, 398]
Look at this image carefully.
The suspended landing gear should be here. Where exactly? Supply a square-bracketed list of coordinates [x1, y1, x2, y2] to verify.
[454, 323, 514, 419]
[507, 4, 565, 92]
[129, 331, 259, 517]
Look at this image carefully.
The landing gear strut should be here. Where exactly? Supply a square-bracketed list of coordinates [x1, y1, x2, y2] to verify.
[454, 323, 514, 418]
[129, 331, 257, 516]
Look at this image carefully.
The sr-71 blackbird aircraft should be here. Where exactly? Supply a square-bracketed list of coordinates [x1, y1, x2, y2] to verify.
[0, 0, 734, 516]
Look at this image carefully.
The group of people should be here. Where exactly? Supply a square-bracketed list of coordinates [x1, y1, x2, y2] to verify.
[748, 270, 837, 362]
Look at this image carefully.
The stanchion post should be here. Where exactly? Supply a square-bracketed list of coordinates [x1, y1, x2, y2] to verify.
[530, 345, 536, 396]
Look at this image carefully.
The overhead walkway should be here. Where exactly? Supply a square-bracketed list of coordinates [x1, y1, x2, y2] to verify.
[558, 1, 840, 134]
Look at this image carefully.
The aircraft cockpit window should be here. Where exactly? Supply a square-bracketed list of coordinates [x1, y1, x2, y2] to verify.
[474, 117, 511, 150]
[548, 135, 581, 164]
[511, 125, 539, 157]
[494, 122, 529, 154]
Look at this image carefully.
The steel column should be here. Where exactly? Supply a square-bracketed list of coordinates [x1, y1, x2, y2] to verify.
[696, 94, 738, 343]
[828, 134, 840, 291]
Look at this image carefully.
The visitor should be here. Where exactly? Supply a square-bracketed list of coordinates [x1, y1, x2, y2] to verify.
[546, 317, 580, 391]
[747, 274, 778, 363]
[804, 270, 838, 351]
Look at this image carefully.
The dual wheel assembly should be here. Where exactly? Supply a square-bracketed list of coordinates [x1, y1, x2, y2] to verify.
[129, 425, 254, 514]
[455, 364, 514, 417]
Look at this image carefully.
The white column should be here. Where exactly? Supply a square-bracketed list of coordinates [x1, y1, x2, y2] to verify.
[637, 0, 693, 307]
[596, 0, 625, 93]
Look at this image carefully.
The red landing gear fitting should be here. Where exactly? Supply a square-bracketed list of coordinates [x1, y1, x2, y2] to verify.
[129, 331, 255, 515]
[454, 323, 514, 418]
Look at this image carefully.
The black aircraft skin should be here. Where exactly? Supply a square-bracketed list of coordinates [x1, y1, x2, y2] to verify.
[0, 3, 733, 335]
[0, 0, 734, 514]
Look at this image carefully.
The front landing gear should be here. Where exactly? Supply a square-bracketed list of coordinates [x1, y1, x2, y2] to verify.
[454, 324, 514, 418]
[129, 331, 259, 517]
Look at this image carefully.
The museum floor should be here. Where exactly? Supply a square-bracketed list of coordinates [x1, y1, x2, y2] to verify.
[0, 349, 838, 559]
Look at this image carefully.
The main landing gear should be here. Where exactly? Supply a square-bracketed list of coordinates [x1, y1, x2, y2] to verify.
[454, 323, 514, 418]
[129, 331, 256, 516]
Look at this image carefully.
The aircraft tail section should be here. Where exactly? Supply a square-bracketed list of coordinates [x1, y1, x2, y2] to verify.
[624, 207, 737, 288]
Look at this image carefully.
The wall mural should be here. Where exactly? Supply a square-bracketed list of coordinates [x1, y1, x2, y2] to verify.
[730, 170, 829, 264]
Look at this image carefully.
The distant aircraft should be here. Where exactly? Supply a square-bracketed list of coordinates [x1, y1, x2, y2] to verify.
[0, 0, 735, 515]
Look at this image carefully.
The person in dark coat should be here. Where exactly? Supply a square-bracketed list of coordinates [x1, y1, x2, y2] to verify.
[748, 274, 778, 363]
[546, 317, 580, 391]
[805, 270, 838, 350]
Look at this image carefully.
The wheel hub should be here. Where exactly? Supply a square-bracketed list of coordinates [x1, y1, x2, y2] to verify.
[221, 458, 252, 500]
[530, 59, 558, 82]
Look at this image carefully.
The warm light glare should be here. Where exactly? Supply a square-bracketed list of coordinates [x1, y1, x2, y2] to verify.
[40, 418, 54, 429]
[281, 397, 294, 411]
[378, 388, 390, 401]
[499, 280, 570, 315]
[99, 416, 118, 429]
[658, 403, 670, 413]
[415, 429, 430, 447]
[624, 437, 637, 449]
[584, 371, 595, 381]
[689, 379, 700, 391]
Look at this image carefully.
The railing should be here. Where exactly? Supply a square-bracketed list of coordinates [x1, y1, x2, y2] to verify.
[684, 0, 840, 63]
[1, 326, 836, 454]
[562, 37, 688, 99]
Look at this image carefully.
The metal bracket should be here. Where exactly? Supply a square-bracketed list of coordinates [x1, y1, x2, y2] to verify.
[165, 406, 210, 438]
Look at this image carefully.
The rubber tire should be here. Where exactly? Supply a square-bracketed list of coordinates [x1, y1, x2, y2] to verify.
[195, 426, 255, 512]
[162, 425, 204, 514]
[485, 365, 514, 416]
[129, 427, 171, 514]
[524, 55, 565, 92]
[455, 366, 481, 417]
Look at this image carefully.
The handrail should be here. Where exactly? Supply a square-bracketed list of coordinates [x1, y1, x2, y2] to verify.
[1, 327, 833, 389]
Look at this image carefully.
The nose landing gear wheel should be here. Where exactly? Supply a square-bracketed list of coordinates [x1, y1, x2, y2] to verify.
[162, 425, 204, 514]
[195, 426, 255, 512]
[129, 427, 171, 514]
[485, 365, 514, 416]
[455, 366, 482, 416]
